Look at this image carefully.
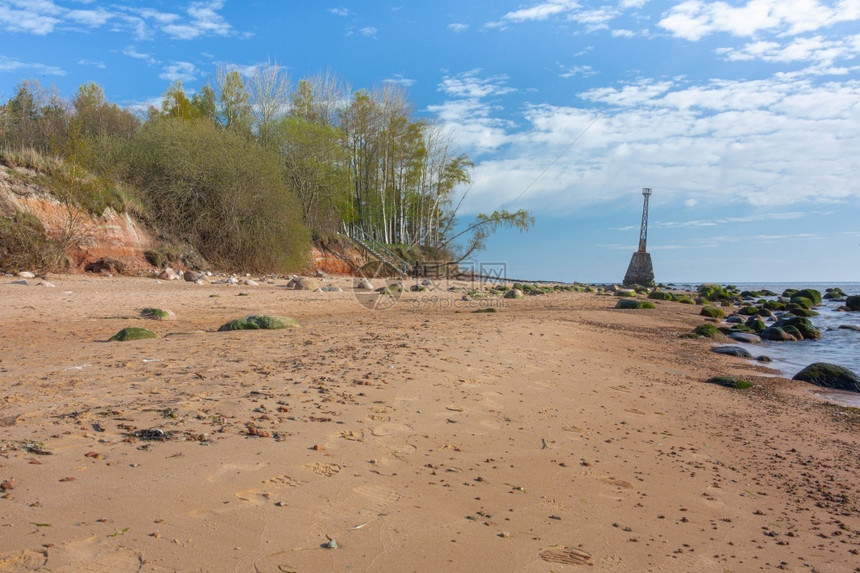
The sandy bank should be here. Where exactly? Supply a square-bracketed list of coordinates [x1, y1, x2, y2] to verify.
[0, 276, 857, 572]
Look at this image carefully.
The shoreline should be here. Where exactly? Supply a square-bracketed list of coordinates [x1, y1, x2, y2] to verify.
[1, 275, 858, 571]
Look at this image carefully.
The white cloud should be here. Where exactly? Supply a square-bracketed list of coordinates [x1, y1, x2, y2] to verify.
[502, 0, 581, 23]
[328, 8, 349, 17]
[0, 0, 60, 34]
[439, 69, 517, 98]
[66, 7, 111, 27]
[448, 22, 468, 32]
[77, 58, 105, 69]
[569, 7, 619, 31]
[580, 79, 674, 107]
[0, 54, 64, 75]
[716, 34, 860, 66]
[122, 46, 158, 65]
[359, 26, 378, 38]
[619, 0, 650, 7]
[611, 28, 636, 38]
[383, 75, 416, 88]
[486, 0, 624, 31]
[0, 1, 236, 39]
[558, 64, 597, 78]
[435, 74, 860, 215]
[159, 61, 197, 82]
[659, 0, 860, 42]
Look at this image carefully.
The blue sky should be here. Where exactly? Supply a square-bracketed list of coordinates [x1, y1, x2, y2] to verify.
[1, 0, 859, 283]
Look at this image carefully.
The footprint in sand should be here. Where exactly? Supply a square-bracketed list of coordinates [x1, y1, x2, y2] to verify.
[600, 476, 634, 490]
[354, 484, 401, 510]
[205, 462, 268, 483]
[265, 474, 306, 488]
[340, 429, 365, 441]
[0, 550, 47, 570]
[304, 462, 341, 477]
[44, 545, 155, 572]
[370, 422, 413, 437]
[234, 489, 270, 505]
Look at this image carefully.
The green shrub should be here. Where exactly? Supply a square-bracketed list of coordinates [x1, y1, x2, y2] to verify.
[122, 118, 310, 273]
[0, 211, 63, 273]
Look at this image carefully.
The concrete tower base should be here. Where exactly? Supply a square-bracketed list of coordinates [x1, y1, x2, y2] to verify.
[623, 251, 654, 286]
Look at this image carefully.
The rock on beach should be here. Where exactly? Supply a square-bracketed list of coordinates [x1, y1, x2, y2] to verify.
[792, 362, 860, 393]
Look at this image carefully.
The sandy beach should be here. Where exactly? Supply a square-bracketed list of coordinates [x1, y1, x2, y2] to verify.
[0, 276, 858, 572]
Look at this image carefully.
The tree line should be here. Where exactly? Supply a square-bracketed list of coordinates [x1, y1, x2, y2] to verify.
[0, 64, 531, 273]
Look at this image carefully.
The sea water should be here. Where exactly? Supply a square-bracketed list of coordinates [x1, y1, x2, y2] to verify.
[675, 283, 860, 407]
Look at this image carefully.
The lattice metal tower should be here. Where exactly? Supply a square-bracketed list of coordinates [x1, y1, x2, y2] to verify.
[623, 188, 655, 286]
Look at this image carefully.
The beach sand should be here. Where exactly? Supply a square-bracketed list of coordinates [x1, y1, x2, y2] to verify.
[0, 276, 858, 572]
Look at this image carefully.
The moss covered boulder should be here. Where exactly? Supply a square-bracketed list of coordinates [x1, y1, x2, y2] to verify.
[218, 315, 299, 331]
[785, 306, 818, 318]
[706, 376, 753, 390]
[792, 289, 822, 305]
[109, 327, 158, 341]
[504, 288, 524, 299]
[615, 299, 655, 309]
[792, 362, 860, 393]
[823, 288, 845, 300]
[846, 296, 860, 311]
[788, 296, 815, 310]
[760, 326, 797, 341]
[744, 317, 767, 332]
[775, 316, 821, 340]
[698, 283, 729, 301]
[647, 290, 675, 301]
[710, 345, 753, 358]
[700, 306, 725, 319]
[141, 308, 175, 320]
[691, 323, 723, 338]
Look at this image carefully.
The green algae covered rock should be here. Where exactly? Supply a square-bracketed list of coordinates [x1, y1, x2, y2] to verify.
[110, 327, 158, 341]
[706, 376, 753, 390]
[218, 315, 299, 331]
[792, 362, 860, 393]
[141, 307, 175, 320]
[647, 291, 675, 301]
[700, 306, 725, 319]
[792, 289, 822, 305]
[615, 299, 656, 309]
[691, 323, 722, 338]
